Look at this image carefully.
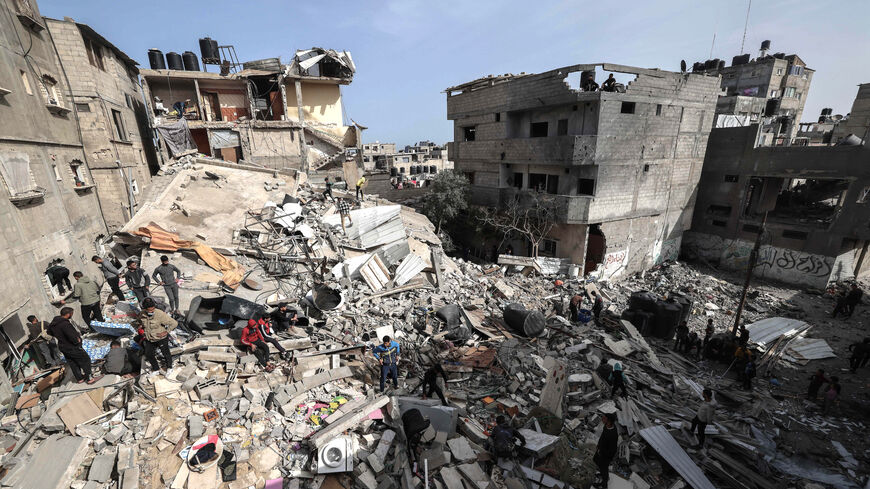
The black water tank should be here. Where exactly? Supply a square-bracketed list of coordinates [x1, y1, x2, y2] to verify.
[147, 49, 165, 70]
[199, 37, 218, 60]
[670, 292, 692, 324]
[633, 310, 656, 337]
[654, 300, 682, 339]
[503, 303, 546, 337]
[429, 165, 437, 174]
[761, 40, 771, 51]
[629, 291, 658, 313]
[717, 59, 725, 70]
[182, 51, 200, 71]
[732, 54, 750, 66]
[773, 52, 785, 59]
[166, 52, 184, 70]
[399, 167, 405, 174]
[390, 167, 397, 177]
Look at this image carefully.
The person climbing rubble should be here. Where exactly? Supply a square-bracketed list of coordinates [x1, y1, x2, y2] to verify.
[372, 335, 400, 392]
[807, 369, 829, 400]
[592, 412, 618, 488]
[590, 290, 604, 319]
[832, 283, 862, 318]
[337, 198, 353, 233]
[569, 292, 584, 322]
[241, 319, 275, 372]
[690, 388, 715, 449]
[138, 297, 177, 372]
[125, 260, 150, 304]
[60, 271, 104, 325]
[609, 362, 628, 398]
[847, 338, 870, 373]
[416, 363, 449, 405]
[269, 303, 299, 332]
[92, 255, 125, 303]
[703, 318, 715, 349]
[743, 358, 756, 390]
[488, 415, 526, 460]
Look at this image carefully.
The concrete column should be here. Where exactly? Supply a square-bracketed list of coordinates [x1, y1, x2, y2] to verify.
[294, 79, 309, 173]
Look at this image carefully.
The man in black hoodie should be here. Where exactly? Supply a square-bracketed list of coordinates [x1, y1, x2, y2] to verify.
[125, 260, 150, 304]
[593, 412, 618, 488]
[48, 307, 93, 383]
[417, 364, 449, 405]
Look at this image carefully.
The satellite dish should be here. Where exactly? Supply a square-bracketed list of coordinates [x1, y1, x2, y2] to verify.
[680, 60, 687, 72]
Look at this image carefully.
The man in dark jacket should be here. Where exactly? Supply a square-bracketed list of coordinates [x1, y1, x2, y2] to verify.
[45, 261, 72, 294]
[674, 321, 689, 352]
[489, 415, 526, 459]
[93, 255, 125, 303]
[269, 303, 298, 332]
[25, 314, 61, 368]
[48, 307, 94, 383]
[418, 364, 449, 405]
[103, 339, 138, 375]
[152, 255, 182, 314]
[590, 291, 604, 319]
[125, 260, 150, 304]
[848, 338, 870, 373]
[593, 412, 618, 488]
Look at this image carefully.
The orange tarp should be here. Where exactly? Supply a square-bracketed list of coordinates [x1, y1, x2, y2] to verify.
[134, 223, 244, 289]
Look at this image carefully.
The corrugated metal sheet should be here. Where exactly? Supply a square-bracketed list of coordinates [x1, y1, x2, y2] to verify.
[346, 205, 401, 240]
[394, 254, 426, 286]
[360, 218, 406, 249]
[375, 240, 411, 267]
[787, 338, 835, 360]
[639, 425, 716, 489]
[745, 317, 810, 349]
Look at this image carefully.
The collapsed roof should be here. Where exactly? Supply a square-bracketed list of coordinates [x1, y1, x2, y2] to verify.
[287, 48, 355, 80]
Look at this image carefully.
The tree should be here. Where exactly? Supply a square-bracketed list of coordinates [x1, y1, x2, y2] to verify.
[479, 190, 558, 258]
[420, 170, 470, 234]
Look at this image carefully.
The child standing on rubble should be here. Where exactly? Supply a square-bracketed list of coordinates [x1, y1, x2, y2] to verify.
[609, 362, 628, 398]
[322, 177, 334, 201]
[807, 369, 829, 400]
[337, 198, 353, 232]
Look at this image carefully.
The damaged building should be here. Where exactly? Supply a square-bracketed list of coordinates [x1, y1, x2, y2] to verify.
[685, 83, 870, 288]
[446, 63, 721, 278]
[140, 46, 359, 171]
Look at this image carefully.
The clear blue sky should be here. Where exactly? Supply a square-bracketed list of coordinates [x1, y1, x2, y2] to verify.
[39, 0, 870, 147]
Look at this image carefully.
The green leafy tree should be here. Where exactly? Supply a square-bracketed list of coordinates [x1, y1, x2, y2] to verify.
[421, 170, 470, 234]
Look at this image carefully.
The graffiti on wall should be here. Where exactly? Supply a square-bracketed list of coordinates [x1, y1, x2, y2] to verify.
[601, 248, 628, 278]
[756, 247, 832, 278]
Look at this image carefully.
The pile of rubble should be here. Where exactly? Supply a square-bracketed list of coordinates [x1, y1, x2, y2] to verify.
[1, 163, 867, 489]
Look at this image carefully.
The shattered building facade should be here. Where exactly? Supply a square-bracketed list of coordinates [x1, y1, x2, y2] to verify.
[141, 47, 359, 171]
[45, 17, 159, 230]
[685, 84, 870, 288]
[446, 63, 721, 277]
[362, 141, 396, 170]
[0, 0, 109, 362]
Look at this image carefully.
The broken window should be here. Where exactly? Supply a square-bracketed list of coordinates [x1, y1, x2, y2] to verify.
[746, 176, 849, 227]
[707, 204, 732, 216]
[577, 178, 595, 196]
[20, 70, 32, 95]
[463, 172, 475, 184]
[463, 127, 476, 142]
[84, 38, 105, 71]
[776, 68, 784, 75]
[75, 103, 90, 112]
[112, 109, 127, 141]
[530, 122, 548, 138]
[540, 239, 557, 257]
[557, 119, 568, 136]
[656, 104, 662, 116]
[724, 175, 739, 182]
[39, 75, 62, 107]
[620, 102, 635, 114]
[528, 173, 558, 194]
[125, 93, 133, 109]
[495, 113, 501, 122]
[512, 173, 523, 189]
[743, 224, 761, 233]
[769, 89, 778, 98]
[782, 229, 808, 240]
[69, 160, 87, 186]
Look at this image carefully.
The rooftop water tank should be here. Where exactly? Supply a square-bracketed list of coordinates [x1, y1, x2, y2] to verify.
[166, 52, 184, 70]
[182, 51, 200, 71]
[147, 49, 165, 70]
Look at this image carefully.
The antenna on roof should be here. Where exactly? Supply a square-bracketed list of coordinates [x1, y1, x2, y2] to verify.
[740, 0, 752, 54]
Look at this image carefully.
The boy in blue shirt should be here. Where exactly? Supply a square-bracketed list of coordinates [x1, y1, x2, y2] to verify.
[372, 335, 400, 392]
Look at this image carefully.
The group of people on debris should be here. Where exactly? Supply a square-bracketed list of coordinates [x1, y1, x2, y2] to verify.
[322, 174, 367, 232]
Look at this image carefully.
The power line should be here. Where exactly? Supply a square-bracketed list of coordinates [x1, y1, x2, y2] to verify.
[740, 0, 752, 54]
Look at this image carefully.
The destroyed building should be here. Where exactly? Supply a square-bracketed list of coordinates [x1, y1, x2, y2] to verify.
[831, 82, 870, 144]
[696, 40, 813, 143]
[685, 83, 870, 288]
[140, 46, 359, 171]
[0, 0, 111, 367]
[45, 16, 159, 231]
[362, 141, 396, 170]
[446, 63, 721, 277]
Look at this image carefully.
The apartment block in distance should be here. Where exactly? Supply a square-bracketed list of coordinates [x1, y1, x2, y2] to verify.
[446, 63, 721, 278]
[46, 17, 159, 231]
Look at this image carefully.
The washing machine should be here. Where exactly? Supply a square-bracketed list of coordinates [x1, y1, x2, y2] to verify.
[317, 436, 353, 473]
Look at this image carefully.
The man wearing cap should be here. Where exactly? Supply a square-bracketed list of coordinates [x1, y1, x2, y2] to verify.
[372, 335, 400, 392]
[138, 297, 177, 371]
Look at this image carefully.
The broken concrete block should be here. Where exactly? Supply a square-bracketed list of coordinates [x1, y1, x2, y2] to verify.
[447, 436, 477, 462]
[121, 467, 140, 489]
[357, 469, 378, 489]
[189, 416, 204, 439]
[92, 438, 107, 453]
[367, 453, 384, 473]
[88, 453, 116, 482]
[372, 429, 395, 460]
[198, 350, 238, 363]
[117, 445, 137, 471]
[104, 425, 127, 445]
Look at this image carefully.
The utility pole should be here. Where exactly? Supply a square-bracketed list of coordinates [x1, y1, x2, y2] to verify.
[732, 211, 767, 336]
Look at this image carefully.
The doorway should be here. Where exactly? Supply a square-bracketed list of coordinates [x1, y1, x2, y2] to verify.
[585, 224, 606, 274]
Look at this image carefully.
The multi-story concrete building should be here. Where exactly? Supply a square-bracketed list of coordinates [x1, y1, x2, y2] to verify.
[696, 41, 813, 142]
[140, 47, 359, 171]
[685, 84, 870, 288]
[831, 83, 870, 144]
[446, 63, 721, 277]
[362, 141, 396, 170]
[45, 17, 158, 231]
[0, 0, 108, 365]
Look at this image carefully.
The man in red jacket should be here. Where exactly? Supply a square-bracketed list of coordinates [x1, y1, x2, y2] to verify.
[241, 319, 273, 371]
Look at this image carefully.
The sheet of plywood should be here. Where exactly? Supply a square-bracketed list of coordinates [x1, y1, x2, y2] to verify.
[57, 393, 103, 433]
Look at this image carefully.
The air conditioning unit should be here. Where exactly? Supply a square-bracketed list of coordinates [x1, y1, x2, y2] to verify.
[317, 436, 352, 474]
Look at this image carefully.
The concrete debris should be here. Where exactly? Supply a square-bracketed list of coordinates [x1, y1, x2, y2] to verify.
[2, 168, 867, 489]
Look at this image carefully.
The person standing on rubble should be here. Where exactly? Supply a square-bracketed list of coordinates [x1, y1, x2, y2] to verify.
[125, 260, 150, 304]
[807, 369, 830, 400]
[152, 255, 182, 314]
[609, 362, 628, 398]
[418, 364, 449, 405]
[48, 307, 95, 384]
[738, 325, 750, 346]
[832, 283, 863, 318]
[45, 259, 72, 294]
[322, 177, 334, 201]
[591, 290, 604, 319]
[373, 335, 400, 392]
[743, 358, 756, 390]
[489, 415, 526, 460]
[25, 315, 61, 368]
[138, 297, 177, 372]
[569, 292, 583, 322]
[92, 255, 125, 303]
[703, 319, 715, 349]
[355, 174, 367, 201]
[241, 319, 274, 371]
[822, 376, 841, 414]
[337, 198, 354, 232]
[674, 320, 689, 352]
[690, 388, 715, 449]
[592, 412, 618, 488]
[60, 271, 104, 325]
[847, 338, 870, 373]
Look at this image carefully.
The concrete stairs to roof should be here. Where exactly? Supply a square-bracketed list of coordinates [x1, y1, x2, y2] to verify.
[304, 125, 345, 151]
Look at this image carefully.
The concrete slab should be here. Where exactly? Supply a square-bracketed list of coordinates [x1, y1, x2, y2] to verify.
[457, 462, 491, 489]
[88, 453, 116, 482]
[447, 436, 477, 462]
[396, 397, 458, 434]
[8, 434, 89, 489]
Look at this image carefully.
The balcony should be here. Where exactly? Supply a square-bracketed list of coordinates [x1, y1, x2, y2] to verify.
[451, 135, 597, 166]
[498, 188, 594, 224]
